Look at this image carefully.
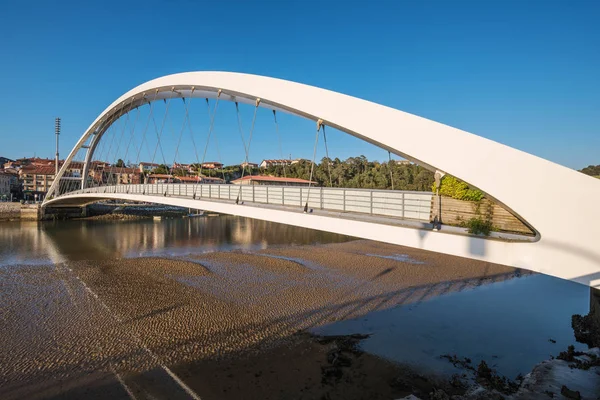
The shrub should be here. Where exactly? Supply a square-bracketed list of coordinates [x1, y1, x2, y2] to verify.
[433, 176, 484, 202]
[466, 217, 493, 236]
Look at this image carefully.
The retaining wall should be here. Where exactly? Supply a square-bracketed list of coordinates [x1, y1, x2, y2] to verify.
[0, 202, 21, 221]
[431, 196, 532, 234]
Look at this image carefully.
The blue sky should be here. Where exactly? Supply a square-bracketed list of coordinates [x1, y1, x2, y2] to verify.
[0, 0, 598, 169]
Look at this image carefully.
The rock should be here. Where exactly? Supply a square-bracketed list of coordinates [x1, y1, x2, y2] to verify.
[560, 384, 581, 400]
[429, 388, 450, 399]
[572, 313, 600, 348]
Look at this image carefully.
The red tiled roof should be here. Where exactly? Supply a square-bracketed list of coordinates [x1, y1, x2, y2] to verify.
[105, 167, 139, 174]
[231, 175, 316, 184]
[20, 166, 56, 175]
[261, 159, 292, 163]
[176, 176, 224, 182]
[148, 174, 173, 179]
[0, 170, 17, 177]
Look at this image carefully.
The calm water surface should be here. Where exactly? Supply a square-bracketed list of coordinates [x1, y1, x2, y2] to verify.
[0, 217, 593, 379]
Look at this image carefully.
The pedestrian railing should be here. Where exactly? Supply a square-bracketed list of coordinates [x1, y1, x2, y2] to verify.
[61, 184, 433, 222]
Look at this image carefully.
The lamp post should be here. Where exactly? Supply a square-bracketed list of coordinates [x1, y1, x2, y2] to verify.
[55, 117, 61, 175]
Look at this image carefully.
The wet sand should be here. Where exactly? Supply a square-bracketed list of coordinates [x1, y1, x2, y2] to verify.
[0, 239, 525, 399]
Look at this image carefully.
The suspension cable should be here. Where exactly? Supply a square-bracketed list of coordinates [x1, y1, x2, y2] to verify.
[100, 113, 123, 188]
[89, 116, 115, 188]
[117, 104, 142, 187]
[170, 95, 189, 181]
[127, 98, 153, 172]
[236, 98, 260, 204]
[150, 91, 172, 170]
[195, 91, 221, 197]
[235, 102, 249, 164]
[107, 98, 136, 187]
[388, 151, 394, 190]
[183, 88, 203, 186]
[304, 119, 322, 213]
[212, 125, 227, 183]
[134, 91, 159, 189]
[322, 125, 333, 187]
[272, 110, 288, 185]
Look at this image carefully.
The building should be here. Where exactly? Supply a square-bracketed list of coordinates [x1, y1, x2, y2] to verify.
[201, 161, 223, 170]
[62, 161, 84, 178]
[0, 157, 14, 167]
[231, 175, 316, 186]
[172, 162, 193, 174]
[139, 162, 161, 173]
[147, 174, 174, 184]
[240, 161, 258, 169]
[0, 170, 18, 198]
[19, 165, 56, 194]
[390, 159, 411, 165]
[147, 174, 225, 184]
[102, 167, 141, 185]
[259, 159, 294, 169]
[4, 160, 22, 170]
[175, 175, 225, 184]
[3, 167, 19, 175]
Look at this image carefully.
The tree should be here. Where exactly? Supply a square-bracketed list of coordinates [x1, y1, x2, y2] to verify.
[154, 164, 170, 175]
[254, 155, 434, 191]
[580, 165, 600, 177]
[115, 159, 125, 168]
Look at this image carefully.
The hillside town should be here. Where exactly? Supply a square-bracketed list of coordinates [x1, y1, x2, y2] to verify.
[0, 156, 318, 202]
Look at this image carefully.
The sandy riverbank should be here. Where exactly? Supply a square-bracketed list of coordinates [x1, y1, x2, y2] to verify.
[1, 238, 583, 400]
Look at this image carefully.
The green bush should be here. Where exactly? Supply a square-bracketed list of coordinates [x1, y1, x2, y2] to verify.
[465, 217, 493, 236]
[433, 176, 484, 202]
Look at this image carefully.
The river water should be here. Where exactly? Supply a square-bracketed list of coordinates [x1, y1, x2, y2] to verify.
[0, 216, 593, 388]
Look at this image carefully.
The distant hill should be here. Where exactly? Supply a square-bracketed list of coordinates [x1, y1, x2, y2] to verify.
[579, 165, 600, 177]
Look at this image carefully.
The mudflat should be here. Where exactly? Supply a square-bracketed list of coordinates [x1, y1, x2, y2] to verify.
[0, 239, 522, 399]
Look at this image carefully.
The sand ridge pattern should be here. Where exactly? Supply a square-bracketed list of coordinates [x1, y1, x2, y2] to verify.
[0, 240, 527, 399]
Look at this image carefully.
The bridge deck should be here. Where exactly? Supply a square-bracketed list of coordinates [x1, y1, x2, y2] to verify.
[51, 183, 530, 242]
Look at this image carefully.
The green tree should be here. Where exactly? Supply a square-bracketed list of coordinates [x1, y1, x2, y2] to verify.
[154, 164, 170, 175]
[580, 165, 600, 176]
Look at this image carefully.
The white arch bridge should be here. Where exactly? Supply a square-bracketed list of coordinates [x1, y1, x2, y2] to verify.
[43, 72, 600, 288]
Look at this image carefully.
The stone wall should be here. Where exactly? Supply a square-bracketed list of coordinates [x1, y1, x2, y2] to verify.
[0, 202, 21, 221]
[20, 204, 42, 221]
[431, 196, 532, 235]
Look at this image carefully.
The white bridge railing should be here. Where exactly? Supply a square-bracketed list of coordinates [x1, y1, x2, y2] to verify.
[61, 184, 433, 222]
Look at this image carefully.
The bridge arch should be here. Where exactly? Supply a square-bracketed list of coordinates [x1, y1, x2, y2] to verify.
[44, 72, 600, 288]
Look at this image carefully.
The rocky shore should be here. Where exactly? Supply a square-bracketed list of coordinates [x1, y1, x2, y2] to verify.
[82, 203, 191, 220]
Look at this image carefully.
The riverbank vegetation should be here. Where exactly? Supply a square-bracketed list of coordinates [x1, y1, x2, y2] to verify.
[195, 157, 435, 191]
[579, 164, 600, 177]
[258, 157, 435, 191]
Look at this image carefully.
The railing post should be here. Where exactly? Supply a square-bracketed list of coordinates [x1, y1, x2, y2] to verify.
[300, 187, 303, 207]
[343, 189, 346, 212]
[266, 186, 269, 204]
[252, 185, 255, 203]
[370, 190, 373, 215]
[402, 192, 405, 218]
[209, 185, 212, 198]
[320, 187, 323, 210]
[218, 184, 221, 199]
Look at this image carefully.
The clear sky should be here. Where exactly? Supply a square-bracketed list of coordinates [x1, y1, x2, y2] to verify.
[0, 0, 598, 169]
